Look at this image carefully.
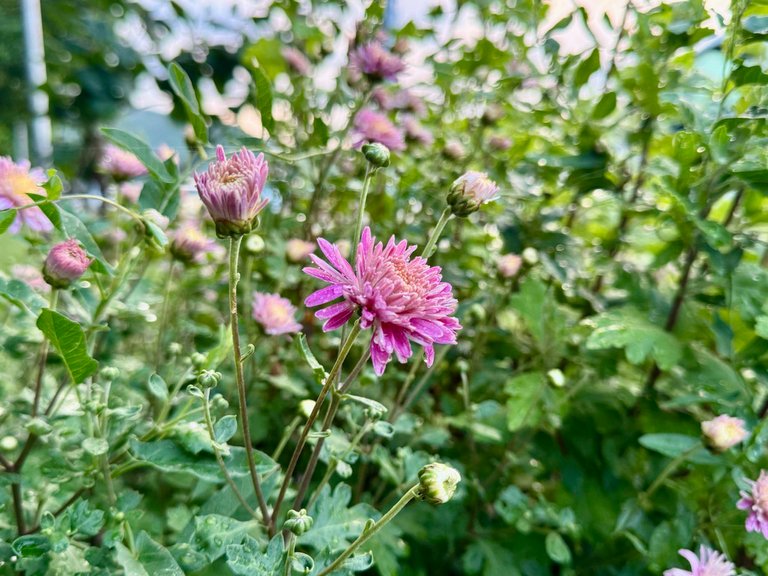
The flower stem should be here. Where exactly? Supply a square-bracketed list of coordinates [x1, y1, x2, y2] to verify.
[228, 236, 271, 529]
[201, 388, 259, 520]
[283, 534, 297, 576]
[317, 485, 420, 576]
[640, 446, 698, 503]
[421, 207, 452, 258]
[271, 320, 362, 534]
[351, 164, 374, 261]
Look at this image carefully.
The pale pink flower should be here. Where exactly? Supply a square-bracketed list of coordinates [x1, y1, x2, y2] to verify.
[497, 254, 522, 278]
[349, 41, 405, 82]
[286, 239, 315, 262]
[98, 144, 147, 181]
[282, 47, 312, 76]
[119, 182, 143, 203]
[738, 470, 768, 538]
[442, 140, 466, 160]
[701, 415, 748, 451]
[252, 292, 302, 335]
[304, 227, 461, 376]
[171, 223, 214, 263]
[353, 109, 405, 152]
[42, 239, 92, 288]
[663, 546, 735, 576]
[447, 171, 499, 217]
[0, 157, 51, 233]
[193, 145, 269, 238]
[12, 264, 50, 293]
[403, 116, 434, 146]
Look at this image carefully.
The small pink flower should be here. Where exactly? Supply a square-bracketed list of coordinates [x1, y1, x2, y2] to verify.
[119, 182, 143, 203]
[442, 140, 466, 160]
[663, 546, 735, 576]
[282, 47, 312, 76]
[353, 109, 405, 152]
[738, 470, 768, 538]
[193, 145, 269, 238]
[171, 223, 214, 263]
[447, 171, 499, 217]
[98, 144, 147, 181]
[701, 415, 748, 451]
[497, 254, 522, 278]
[42, 239, 92, 288]
[286, 239, 315, 262]
[349, 41, 405, 82]
[304, 227, 461, 376]
[403, 116, 434, 146]
[252, 292, 302, 335]
[0, 156, 51, 234]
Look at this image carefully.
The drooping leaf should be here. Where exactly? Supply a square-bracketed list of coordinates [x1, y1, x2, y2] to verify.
[36, 309, 98, 384]
[101, 127, 174, 184]
[0, 209, 17, 234]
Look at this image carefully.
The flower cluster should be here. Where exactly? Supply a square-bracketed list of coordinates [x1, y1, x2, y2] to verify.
[304, 227, 461, 375]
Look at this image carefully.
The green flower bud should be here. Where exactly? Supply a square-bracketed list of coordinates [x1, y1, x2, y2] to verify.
[190, 352, 207, 370]
[447, 172, 499, 218]
[362, 143, 390, 168]
[284, 508, 314, 536]
[197, 370, 221, 389]
[417, 463, 461, 505]
[100, 366, 120, 381]
[168, 342, 183, 356]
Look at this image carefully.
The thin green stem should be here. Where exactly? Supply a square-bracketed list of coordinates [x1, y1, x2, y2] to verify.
[283, 534, 297, 576]
[351, 165, 374, 260]
[32, 289, 58, 416]
[272, 416, 302, 462]
[317, 485, 420, 576]
[99, 379, 117, 505]
[154, 258, 175, 369]
[421, 207, 452, 258]
[271, 320, 362, 533]
[202, 388, 259, 519]
[229, 236, 271, 528]
[640, 446, 698, 502]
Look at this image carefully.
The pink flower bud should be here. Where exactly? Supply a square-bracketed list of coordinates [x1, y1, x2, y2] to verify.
[42, 239, 92, 288]
[701, 414, 748, 451]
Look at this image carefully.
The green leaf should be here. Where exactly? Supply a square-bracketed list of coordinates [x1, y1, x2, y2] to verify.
[12, 535, 51, 558]
[214, 415, 237, 444]
[82, 438, 109, 456]
[115, 542, 149, 576]
[296, 333, 328, 384]
[42, 169, 63, 201]
[0, 277, 47, 315]
[65, 500, 104, 537]
[250, 65, 274, 133]
[167, 62, 207, 143]
[147, 373, 169, 403]
[135, 531, 184, 576]
[462, 541, 521, 576]
[504, 372, 546, 432]
[226, 535, 284, 575]
[573, 49, 600, 88]
[101, 127, 174, 184]
[36, 309, 98, 384]
[0, 209, 17, 234]
[545, 532, 572, 564]
[300, 484, 377, 552]
[192, 514, 251, 562]
[592, 92, 616, 119]
[638, 433, 719, 465]
[585, 310, 682, 370]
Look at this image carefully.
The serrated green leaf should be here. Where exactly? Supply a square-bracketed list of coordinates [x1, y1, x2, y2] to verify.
[214, 415, 237, 444]
[135, 531, 184, 576]
[226, 535, 284, 575]
[101, 127, 174, 184]
[504, 372, 546, 432]
[300, 484, 377, 552]
[36, 309, 98, 384]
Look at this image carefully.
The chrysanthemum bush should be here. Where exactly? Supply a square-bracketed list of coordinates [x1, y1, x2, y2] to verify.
[2, 1, 768, 575]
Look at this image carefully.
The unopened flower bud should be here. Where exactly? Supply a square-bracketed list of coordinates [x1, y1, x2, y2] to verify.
[0, 436, 19, 451]
[418, 463, 461, 505]
[702, 414, 748, 451]
[362, 143, 390, 168]
[212, 395, 229, 410]
[42, 239, 92, 289]
[100, 367, 120, 381]
[447, 172, 499, 218]
[197, 370, 221, 389]
[284, 508, 314, 536]
[190, 353, 207, 369]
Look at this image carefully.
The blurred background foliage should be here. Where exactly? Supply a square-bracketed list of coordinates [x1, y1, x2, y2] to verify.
[3, 0, 768, 574]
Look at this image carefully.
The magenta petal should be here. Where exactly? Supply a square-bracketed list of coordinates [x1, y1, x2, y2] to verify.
[322, 307, 354, 332]
[423, 344, 435, 366]
[370, 340, 390, 376]
[315, 301, 353, 319]
[305, 284, 344, 307]
[391, 329, 412, 363]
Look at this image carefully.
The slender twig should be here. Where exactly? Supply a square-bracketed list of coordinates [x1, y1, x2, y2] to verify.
[228, 236, 271, 529]
[270, 320, 361, 534]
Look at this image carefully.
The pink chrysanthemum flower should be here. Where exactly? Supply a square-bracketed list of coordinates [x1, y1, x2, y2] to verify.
[282, 47, 312, 76]
[42, 239, 92, 289]
[193, 145, 269, 238]
[701, 415, 748, 451]
[349, 41, 405, 82]
[98, 144, 147, 181]
[738, 470, 768, 538]
[252, 292, 302, 335]
[171, 223, 214, 263]
[403, 116, 434, 146]
[0, 157, 51, 234]
[286, 239, 316, 262]
[353, 109, 405, 152]
[304, 227, 461, 376]
[663, 546, 735, 576]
